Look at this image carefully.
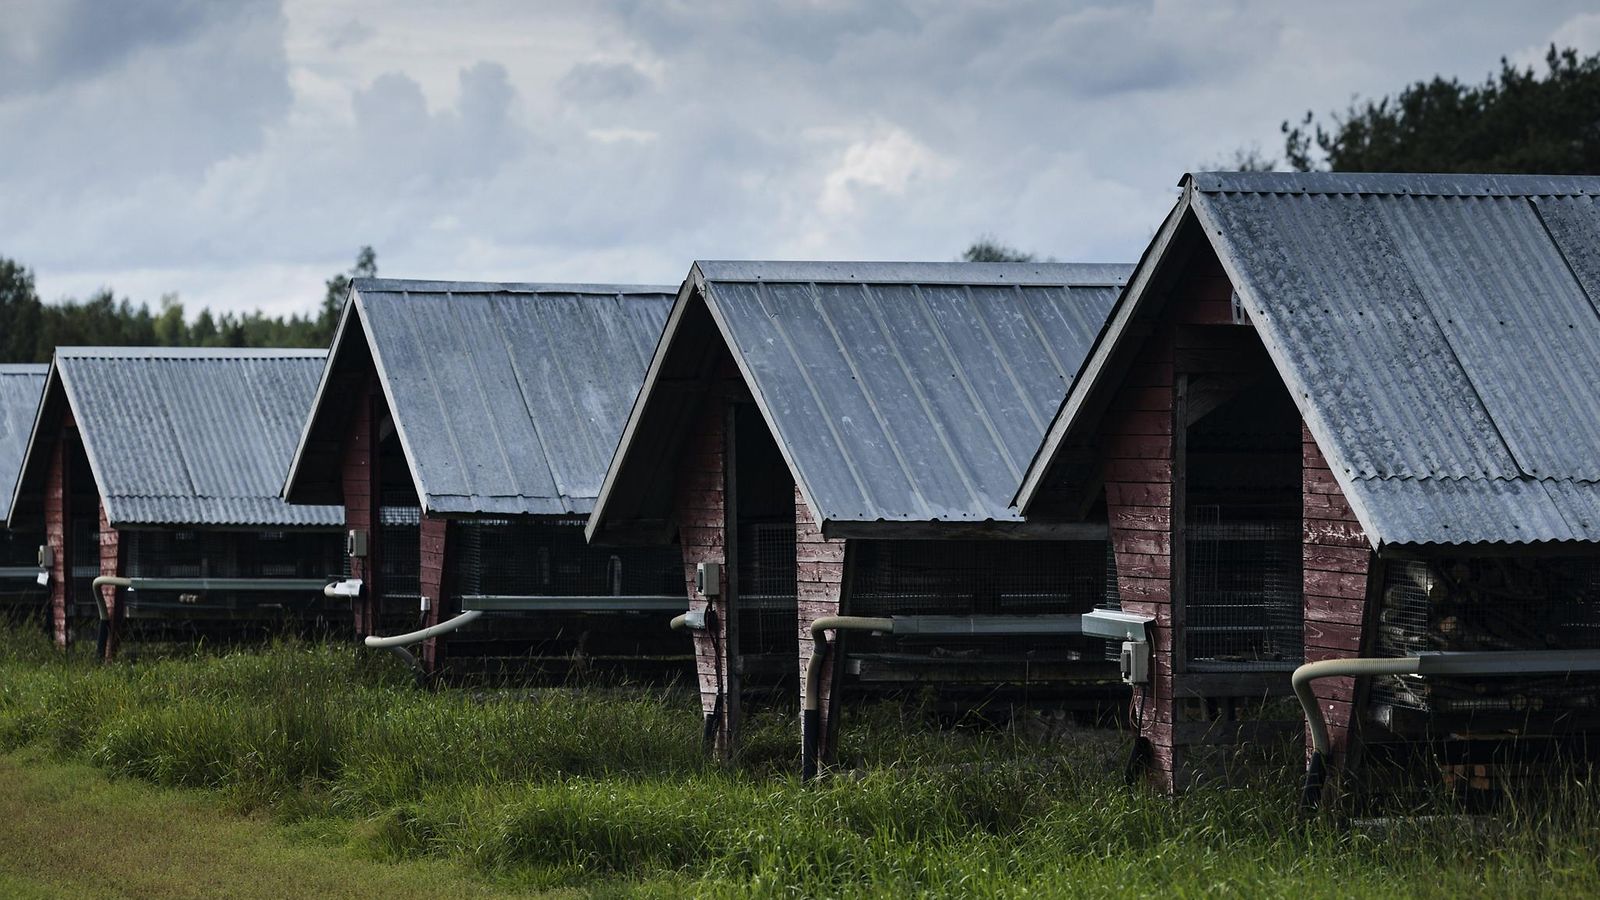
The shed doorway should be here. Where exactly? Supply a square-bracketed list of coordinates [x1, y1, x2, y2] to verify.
[730, 403, 798, 686]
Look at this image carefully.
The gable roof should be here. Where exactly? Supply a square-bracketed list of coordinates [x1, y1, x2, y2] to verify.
[0, 365, 48, 523]
[9, 348, 340, 528]
[588, 260, 1130, 541]
[1017, 171, 1600, 547]
[281, 279, 676, 517]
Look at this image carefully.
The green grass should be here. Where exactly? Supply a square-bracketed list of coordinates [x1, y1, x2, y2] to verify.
[1, 625, 1598, 897]
[0, 748, 545, 898]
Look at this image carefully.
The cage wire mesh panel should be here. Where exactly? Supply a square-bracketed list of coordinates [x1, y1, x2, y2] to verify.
[379, 487, 421, 613]
[848, 539, 1112, 665]
[0, 529, 44, 605]
[1184, 508, 1303, 671]
[1372, 557, 1600, 720]
[1183, 379, 1305, 672]
[453, 517, 682, 600]
[120, 528, 344, 612]
[69, 515, 99, 618]
[737, 519, 797, 657]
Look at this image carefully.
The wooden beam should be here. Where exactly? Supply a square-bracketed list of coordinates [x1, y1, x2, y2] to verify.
[823, 520, 1110, 541]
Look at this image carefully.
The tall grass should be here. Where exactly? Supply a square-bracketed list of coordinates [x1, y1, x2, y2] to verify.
[1, 625, 1598, 897]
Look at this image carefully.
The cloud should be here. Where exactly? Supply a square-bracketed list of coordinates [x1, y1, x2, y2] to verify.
[558, 60, 653, 103]
[326, 18, 376, 51]
[819, 127, 955, 217]
[5, 0, 1600, 317]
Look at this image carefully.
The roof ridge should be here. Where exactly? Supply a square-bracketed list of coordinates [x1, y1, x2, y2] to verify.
[1189, 170, 1600, 198]
[353, 277, 678, 295]
[694, 260, 1133, 287]
[55, 347, 325, 359]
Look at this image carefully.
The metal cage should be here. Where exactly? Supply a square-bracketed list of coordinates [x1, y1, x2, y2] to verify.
[735, 519, 798, 658]
[452, 517, 683, 607]
[118, 528, 345, 615]
[0, 529, 45, 606]
[1184, 508, 1303, 671]
[846, 539, 1114, 672]
[378, 488, 421, 614]
[1372, 557, 1600, 719]
[69, 515, 100, 618]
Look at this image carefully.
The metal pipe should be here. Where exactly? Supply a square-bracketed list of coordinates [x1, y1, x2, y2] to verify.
[803, 616, 893, 780]
[1294, 650, 1600, 812]
[362, 609, 483, 649]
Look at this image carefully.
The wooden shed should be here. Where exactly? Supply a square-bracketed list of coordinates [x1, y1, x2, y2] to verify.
[1017, 172, 1600, 796]
[587, 261, 1131, 763]
[0, 365, 49, 620]
[7, 348, 345, 657]
[280, 279, 684, 677]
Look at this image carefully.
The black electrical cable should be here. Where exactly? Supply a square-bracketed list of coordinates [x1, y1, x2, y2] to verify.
[1123, 681, 1151, 786]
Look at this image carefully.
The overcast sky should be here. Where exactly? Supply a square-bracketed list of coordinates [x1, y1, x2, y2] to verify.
[2, 1, 1598, 318]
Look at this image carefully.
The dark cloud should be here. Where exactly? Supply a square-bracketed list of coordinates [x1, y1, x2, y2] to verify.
[0, 0, 233, 96]
[557, 61, 652, 103]
[326, 19, 376, 51]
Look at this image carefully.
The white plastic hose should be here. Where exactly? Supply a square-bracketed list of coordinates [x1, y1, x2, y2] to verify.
[363, 609, 483, 648]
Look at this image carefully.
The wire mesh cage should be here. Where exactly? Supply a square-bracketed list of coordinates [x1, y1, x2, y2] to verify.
[0, 529, 45, 606]
[379, 487, 421, 612]
[736, 519, 797, 658]
[453, 517, 683, 601]
[119, 528, 345, 614]
[1184, 506, 1304, 671]
[1372, 557, 1600, 718]
[847, 539, 1113, 666]
[69, 515, 100, 618]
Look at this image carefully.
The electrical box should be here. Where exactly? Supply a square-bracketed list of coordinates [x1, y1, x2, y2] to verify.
[695, 561, 720, 597]
[347, 529, 368, 558]
[1120, 640, 1151, 685]
[36, 544, 53, 569]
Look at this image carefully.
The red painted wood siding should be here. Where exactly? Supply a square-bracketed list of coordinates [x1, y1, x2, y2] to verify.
[45, 436, 68, 648]
[676, 390, 735, 754]
[418, 515, 449, 670]
[1102, 324, 1179, 790]
[795, 488, 847, 761]
[1302, 423, 1373, 761]
[98, 502, 121, 660]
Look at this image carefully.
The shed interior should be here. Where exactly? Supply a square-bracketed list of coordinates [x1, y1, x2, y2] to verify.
[1183, 378, 1304, 672]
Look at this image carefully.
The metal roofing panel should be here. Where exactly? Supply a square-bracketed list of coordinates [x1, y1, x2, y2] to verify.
[56, 349, 339, 527]
[702, 264, 1128, 525]
[0, 366, 47, 522]
[1200, 190, 1517, 480]
[354, 281, 675, 516]
[1191, 172, 1600, 546]
[1349, 476, 1589, 546]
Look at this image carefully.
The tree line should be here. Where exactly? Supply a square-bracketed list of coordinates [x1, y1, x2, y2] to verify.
[0, 248, 374, 364]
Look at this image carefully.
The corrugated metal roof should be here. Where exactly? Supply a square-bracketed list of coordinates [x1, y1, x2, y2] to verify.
[333, 279, 675, 516]
[1024, 171, 1600, 546]
[0, 365, 47, 522]
[54, 348, 341, 527]
[592, 261, 1129, 538]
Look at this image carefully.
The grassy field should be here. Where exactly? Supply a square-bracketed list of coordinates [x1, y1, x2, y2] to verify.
[1, 625, 1598, 897]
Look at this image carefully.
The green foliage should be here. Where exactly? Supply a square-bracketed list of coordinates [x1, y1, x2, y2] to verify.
[2, 628, 1600, 896]
[961, 236, 1036, 263]
[0, 247, 376, 363]
[1284, 45, 1600, 173]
